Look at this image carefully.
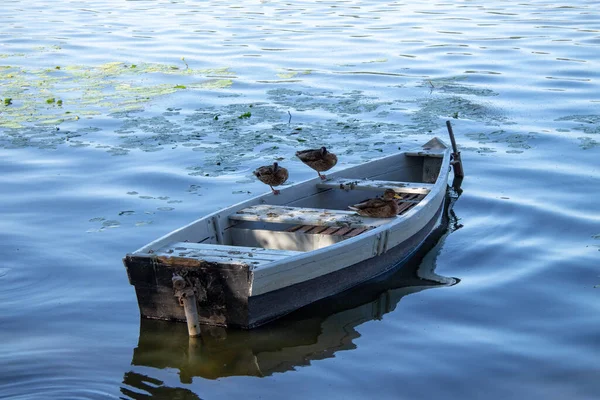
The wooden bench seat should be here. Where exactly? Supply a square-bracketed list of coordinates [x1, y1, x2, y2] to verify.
[316, 178, 433, 195]
[153, 242, 302, 268]
[285, 193, 426, 236]
[285, 225, 369, 237]
[230, 205, 398, 230]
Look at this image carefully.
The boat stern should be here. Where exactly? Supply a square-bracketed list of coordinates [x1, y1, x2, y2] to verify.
[123, 254, 253, 328]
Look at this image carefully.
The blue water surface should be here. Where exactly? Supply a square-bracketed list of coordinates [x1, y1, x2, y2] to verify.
[1, 1, 599, 399]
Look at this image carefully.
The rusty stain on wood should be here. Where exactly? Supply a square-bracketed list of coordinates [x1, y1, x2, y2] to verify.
[156, 256, 208, 268]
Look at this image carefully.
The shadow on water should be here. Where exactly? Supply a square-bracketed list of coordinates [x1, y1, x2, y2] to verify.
[120, 188, 462, 394]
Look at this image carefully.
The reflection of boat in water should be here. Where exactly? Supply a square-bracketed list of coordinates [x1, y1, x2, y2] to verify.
[123, 195, 461, 385]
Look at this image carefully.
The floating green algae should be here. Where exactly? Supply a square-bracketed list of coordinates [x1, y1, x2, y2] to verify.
[0, 61, 235, 130]
[1, 64, 526, 168]
[275, 69, 311, 79]
[196, 79, 233, 89]
[421, 76, 498, 97]
[266, 88, 391, 115]
[555, 115, 600, 134]
[412, 93, 507, 132]
[578, 137, 600, 150]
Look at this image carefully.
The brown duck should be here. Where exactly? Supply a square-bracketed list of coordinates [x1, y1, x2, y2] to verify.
[348, 189, 401, 218]
[295, 147, 338, 180]
[254, 162, 289, 195]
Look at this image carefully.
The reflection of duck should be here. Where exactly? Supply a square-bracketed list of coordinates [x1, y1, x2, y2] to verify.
[254, 162, 288, 195]
[295, 147, 338, 180]
[349, 189, 401, 218]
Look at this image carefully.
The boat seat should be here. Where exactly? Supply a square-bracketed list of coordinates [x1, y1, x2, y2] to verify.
[285, 225, 370, 237]
[285, 193, 426, 235]
[230, 204, 398, 230]
[152, 242, 302, 268]
[316, 178, 433, 195]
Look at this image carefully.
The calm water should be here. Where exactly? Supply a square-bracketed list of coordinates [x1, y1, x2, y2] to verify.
[1, 0, 599, 399]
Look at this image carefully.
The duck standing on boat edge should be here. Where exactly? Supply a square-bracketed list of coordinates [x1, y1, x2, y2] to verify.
[295, 147, 338, 180]
[254, 162, 289, 195]
[348, 188, 401, 218]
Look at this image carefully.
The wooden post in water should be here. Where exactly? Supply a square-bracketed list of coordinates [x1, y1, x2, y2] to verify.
[172, 274, 201, 337]
[446, 120, 464, 178]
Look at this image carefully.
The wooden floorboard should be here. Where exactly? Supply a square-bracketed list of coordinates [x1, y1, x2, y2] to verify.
[397, 194, 418, 214]
[332, 226, 353, 236]
[283, 191, 428, 237]
[320, 226, 342, 235]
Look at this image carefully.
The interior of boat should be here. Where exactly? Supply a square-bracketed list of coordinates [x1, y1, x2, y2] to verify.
[138, 144, 447, 267]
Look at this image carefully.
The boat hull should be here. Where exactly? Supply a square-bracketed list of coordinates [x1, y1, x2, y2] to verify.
[124, 193, 447, 329]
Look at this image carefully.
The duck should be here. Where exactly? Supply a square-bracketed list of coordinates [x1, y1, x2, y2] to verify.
[348, 189, 401, 218]
[254, 162, 288, 195]
[295, 147, 338, 180]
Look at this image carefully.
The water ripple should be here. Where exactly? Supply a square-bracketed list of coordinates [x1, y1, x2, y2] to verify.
[2, 0, 600, 399]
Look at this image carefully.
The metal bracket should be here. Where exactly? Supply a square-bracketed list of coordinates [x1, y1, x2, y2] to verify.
[172, 274, 201, 337]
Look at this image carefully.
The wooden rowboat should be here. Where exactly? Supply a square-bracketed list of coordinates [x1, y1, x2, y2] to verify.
[124, 136, 457, 329]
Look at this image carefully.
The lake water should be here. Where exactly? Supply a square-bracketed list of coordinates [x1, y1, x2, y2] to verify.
[1, 0, 599, 399]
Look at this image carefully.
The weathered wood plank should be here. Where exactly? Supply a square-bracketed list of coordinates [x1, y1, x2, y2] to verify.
[155, 254, 266, 268]
[345, 227, 369, 237]
[154, 242, 302, 263]
[283, 224, 364, 237]
[311, 226, 330, 234]
[397, 194, 419, 215]
[297, 225, 316, 234]
[316, 178, 433, 194]
[320, 226, 342, 235]
[230, 205, 397, 229]
[332, 226, 353, 236]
